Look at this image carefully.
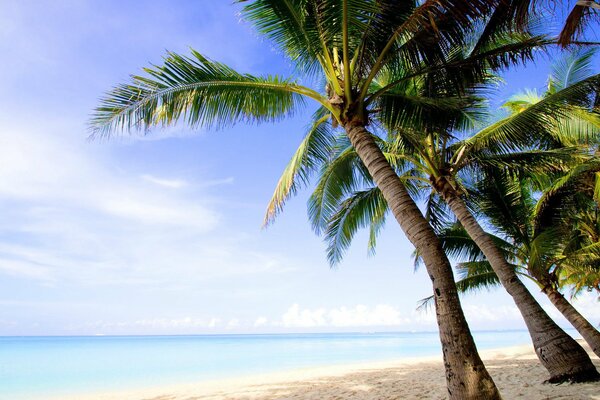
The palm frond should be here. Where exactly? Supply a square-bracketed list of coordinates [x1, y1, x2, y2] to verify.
[370, 35, 550, 104]
[425, 191, 454, 234]
[557, 2, 598, 47]
[466, 147, 586, 176]
[533, 158, 600, 232]
[457, 74, 600, 156]
[455, 260, 503, 293]
[308, 140, 366, 234]
[438, 222, 517, 262]
[416, 294, 435, 312]
[470, 0, 539, 53]
[359, 0, 502, 99]
[547, 48, 596, 93]
[90, 50, 323, 136]
[241, 0, 331, 77]
[561, 241, 600, 265]
[324, 187, 387, 265]
[377, 92, 480, 134]
[264, 108, 334, 225]
[469, 169, 534, 245]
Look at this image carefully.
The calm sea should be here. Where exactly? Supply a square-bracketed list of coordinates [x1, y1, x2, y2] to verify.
[0, 330, 543, 399]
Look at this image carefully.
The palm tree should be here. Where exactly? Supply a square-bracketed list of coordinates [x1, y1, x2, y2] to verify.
[437, 159, 600, 357]
[441, 51, 600, 358]
[90, 2, 550, 397]
[299, 50, 600, 382]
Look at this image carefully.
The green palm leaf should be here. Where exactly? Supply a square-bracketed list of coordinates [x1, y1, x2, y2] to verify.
[90, 50, 326, 136]
[533, 158, 600, 232]
[456, 74, 600, 157]
[324, 187, 387, 265]
[548, 48, 596, 94]
[455, 260, 503, 293]
[264, 108, 335, 225]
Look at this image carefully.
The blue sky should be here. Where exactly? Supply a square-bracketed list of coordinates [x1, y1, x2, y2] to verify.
[0, 1, 598, 336]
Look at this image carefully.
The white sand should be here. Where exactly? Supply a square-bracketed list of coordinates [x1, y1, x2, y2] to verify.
[58, 341, 600, 400]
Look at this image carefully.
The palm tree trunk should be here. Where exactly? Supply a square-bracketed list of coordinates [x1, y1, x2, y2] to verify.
[440, 184, 599, 383]
[344, 121, 502, 400]
[543, 286, 600, 358]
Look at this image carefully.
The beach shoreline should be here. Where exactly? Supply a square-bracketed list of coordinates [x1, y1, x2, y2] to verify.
[47, 341, 600, 400]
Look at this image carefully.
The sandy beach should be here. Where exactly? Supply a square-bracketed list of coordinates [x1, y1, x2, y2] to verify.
[59, 341, 600, 400]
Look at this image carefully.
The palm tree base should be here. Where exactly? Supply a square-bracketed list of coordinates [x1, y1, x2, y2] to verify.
[545, 368, 600, 384]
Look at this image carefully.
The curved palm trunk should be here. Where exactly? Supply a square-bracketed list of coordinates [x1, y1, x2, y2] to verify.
[543, 286, 600, 358]
[345, 121, 501, 400]
[440, 185, 599, 383]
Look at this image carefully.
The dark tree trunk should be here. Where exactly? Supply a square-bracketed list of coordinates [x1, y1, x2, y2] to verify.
[440, 186, 599, 383]
[345, 121, 502, 400]
[543, 286, 600, 358]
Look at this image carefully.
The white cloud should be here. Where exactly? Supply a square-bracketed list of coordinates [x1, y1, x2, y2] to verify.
[199, 177, 235, 188]
[329, 304, 408, 327]
[254, 316, 268, 327]
[0, 125, 218, 230]
[277, 302, 528, 330]
[227, 318, 240, 329]
[87, 317, 211, 331]
[282, 304, 328, 328]
[100, 195, 215, 227]
[141, 174, 188, 189]
[281, 304, 410, 329]
[0, 257, 55, 282]
[462, 304, 522, 323]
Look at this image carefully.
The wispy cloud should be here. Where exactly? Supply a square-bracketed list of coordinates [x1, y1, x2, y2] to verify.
[199, 177, 235, 188]
[0, 120, 294, 288]
[141, 174, 188, 189]
[279, 304, 414, 329]
[275, 302, 524, 331]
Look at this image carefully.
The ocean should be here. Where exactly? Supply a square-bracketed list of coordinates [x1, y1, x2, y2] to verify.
[0, 330, 542, 399]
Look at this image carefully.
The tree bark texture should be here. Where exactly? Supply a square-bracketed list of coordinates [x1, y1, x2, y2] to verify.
[441, 186, 599, 383]
[345, 121, 502, 400]
[544, 286, 600, 358]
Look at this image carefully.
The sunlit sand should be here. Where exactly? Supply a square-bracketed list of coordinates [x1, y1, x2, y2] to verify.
[58, 341, 599, 400]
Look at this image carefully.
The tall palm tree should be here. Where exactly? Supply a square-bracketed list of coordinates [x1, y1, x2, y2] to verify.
[89, 2, 550, 397]
[298, 51, 600, 381]
[441, 51, 600, 358]
[91, 1, 600, 396]
[427, 76, 600, 383]
[437, 159, 600, 357]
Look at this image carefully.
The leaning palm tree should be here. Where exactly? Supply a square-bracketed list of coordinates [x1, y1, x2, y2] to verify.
[90, 2, 545, 398]
[299, 51, 600, 381]
[437, 159, 600, 358]
[91, 1, 600, 396]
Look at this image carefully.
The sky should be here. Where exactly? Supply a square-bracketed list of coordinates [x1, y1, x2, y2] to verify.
[0, 0, 598, 336]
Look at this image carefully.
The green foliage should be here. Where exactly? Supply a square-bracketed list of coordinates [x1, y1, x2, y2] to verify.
[264, 108, 335, 225]
[548, 49, 596, 94]
[91, 1, 599, 292]
[325, 187, 387, 265]
[91, 50, 313, 137]
[458, 74, 600, 155]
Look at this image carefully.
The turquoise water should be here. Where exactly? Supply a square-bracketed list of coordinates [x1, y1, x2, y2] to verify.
[0, 331, 537, 399]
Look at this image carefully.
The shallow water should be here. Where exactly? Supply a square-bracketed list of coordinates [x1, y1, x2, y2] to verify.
[0, 330, 545, 399]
